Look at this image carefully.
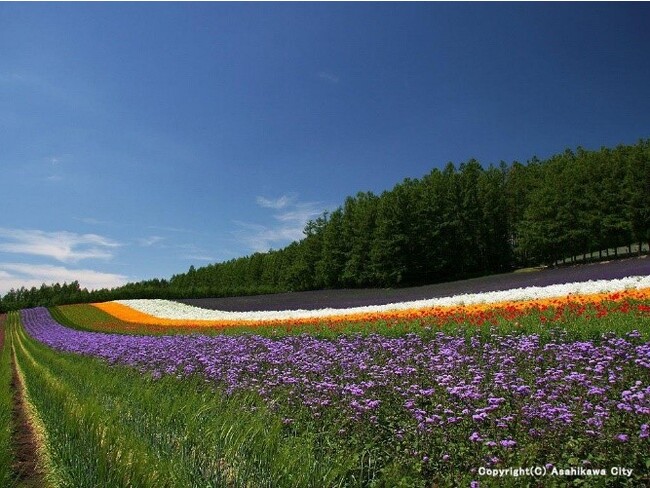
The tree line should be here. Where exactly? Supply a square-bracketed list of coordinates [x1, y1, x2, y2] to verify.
[1, 140, 648, 312]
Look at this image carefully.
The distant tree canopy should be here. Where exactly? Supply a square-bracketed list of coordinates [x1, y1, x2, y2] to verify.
[1, 140, 648, 312]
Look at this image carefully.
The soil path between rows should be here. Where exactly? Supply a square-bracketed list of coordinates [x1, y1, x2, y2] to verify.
[6, 320, 46, 488]
[178, 256, 650, 312]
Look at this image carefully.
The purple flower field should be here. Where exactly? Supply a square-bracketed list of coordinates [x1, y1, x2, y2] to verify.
[22, 306, 650, 465]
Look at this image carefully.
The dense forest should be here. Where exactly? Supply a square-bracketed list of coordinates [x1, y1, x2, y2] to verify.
[1, 140, 648, 312]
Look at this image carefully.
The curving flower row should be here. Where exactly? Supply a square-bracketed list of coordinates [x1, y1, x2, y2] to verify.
[92, 276, 650, 328]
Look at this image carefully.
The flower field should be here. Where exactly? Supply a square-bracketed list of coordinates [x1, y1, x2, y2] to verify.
[2, 275, 650, 486]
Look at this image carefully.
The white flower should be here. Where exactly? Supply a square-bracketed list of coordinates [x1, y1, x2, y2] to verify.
[112, 275, 650, 322]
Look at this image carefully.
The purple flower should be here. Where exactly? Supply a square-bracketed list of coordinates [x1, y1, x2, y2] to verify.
[514, 385, 531, 396]
[472, 412, 489, 422]
[587, 387, 606, 396]
[640, 424, 649, 439]
[488, 397, 505, 406]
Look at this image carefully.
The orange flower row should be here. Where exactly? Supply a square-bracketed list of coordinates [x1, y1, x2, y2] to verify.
[93, 287, 650, 329]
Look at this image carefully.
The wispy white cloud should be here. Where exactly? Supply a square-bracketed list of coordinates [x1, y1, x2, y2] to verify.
[233, 224, 304, 253]
[0, 228, 121, 263]
[75, 217, 113, 226]
[137, 236, 165, 247]
[272, 202, 324, 224]
[44, 154, 68, 179]
[173, 243, 215, 263]
[0, 262, 129, 295]
[256, 195, 294, 209]
[317, 71, 340, 84]
[235, 196, 326, 252]
[147, 225, 195, 234]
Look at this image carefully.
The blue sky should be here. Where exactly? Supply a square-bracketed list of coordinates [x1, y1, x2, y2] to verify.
[1, 3, 649, 294]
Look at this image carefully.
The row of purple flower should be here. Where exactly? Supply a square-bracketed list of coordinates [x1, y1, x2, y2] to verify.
[21, 306, 650, 464]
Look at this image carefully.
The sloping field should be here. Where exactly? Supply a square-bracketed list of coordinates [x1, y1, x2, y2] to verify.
[177, 256, 650, 312]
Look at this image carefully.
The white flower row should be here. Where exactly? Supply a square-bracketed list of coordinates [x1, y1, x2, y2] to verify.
[112, 275, 650, 322]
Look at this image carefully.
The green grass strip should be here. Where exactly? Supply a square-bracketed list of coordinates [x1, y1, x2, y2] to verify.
[49, 304, 133, 333]
[0, 314, 14, 486]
